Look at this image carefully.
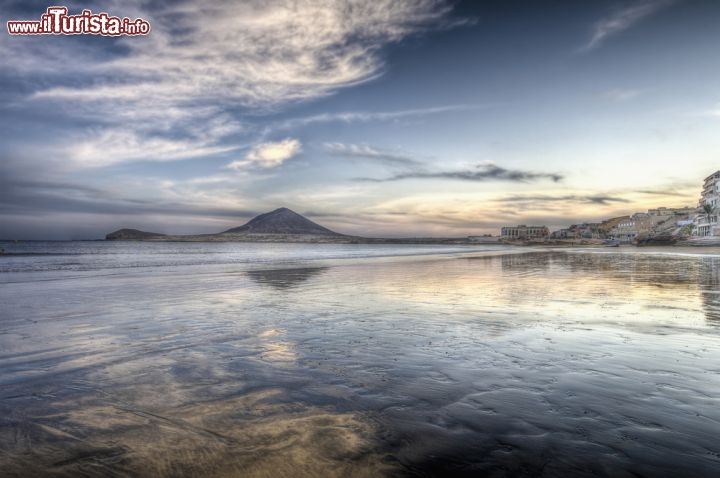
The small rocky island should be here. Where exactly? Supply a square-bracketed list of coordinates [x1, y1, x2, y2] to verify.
[105, 229, 168, 240]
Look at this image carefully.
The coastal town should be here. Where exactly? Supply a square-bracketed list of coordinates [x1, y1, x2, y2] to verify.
[498, 170, 720, 246]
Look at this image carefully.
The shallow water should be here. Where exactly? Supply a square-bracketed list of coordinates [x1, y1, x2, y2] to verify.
[1, 243, 719, 477]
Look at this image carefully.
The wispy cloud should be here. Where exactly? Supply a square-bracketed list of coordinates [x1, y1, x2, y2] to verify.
[67, 127, 241, 167]
[359, 163, 563, 183]
[499, 194, 630, 206]
[600, 88, 641, 102]
[227, 138, 302, 170]
[32, 1, 454, 108]
[0, 164, 254, 221]
[323, 142, 422, 167]
[637, 189, 691, 197]
[274, 104, 482, 131]
[706, 103, 720, 117]
[582, 0, 675, 52]
[18, 0, 456, 166]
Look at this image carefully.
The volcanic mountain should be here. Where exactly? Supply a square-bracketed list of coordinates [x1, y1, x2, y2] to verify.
[106, 207, 344, 241]
[222, 207, 340, 236]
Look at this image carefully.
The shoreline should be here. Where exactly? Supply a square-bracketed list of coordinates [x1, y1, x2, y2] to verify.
[99, 237, 714, 248]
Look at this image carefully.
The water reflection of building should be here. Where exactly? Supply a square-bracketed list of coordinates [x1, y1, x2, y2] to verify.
[544, 253, 720, 325]
[246, 267, 327, 290]
[500, 252, 553, 271]
[699, 257, 720, 322]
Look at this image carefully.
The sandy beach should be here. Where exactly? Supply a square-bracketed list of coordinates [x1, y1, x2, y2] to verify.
[1, 243, 719, 476]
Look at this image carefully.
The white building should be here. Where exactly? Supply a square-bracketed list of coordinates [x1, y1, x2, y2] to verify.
[695, 170, 720, 236]
[501, 225, 549, 239]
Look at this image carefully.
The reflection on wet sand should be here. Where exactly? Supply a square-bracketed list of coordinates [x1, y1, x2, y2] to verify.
[246, 267, 327, 290]
[258, 328, 298, 365]
[2, 389, 391, 477]
[699, 257, 720, 323]
[1, 250, 720, 476]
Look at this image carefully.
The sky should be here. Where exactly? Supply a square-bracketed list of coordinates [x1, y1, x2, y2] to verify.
[2, 0, 720, 239]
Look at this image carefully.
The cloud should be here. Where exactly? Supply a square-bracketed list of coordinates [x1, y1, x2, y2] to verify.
[601, 89, 641, 102]
[0, 166, 255, 221]
[67, 128, 241, 167]
[582, 0, 675, 51]
[12, 1, 457, 166]
[499, 194, 630, 206]
[31, 1, 454, 108]
[274, 104, 482, 130]
[227, 138, 302, 169]
[323, 142, 422, 167]
[359, 163, 563, 183]
[705, 104, 720, 117]
[637, 189, 692, 197]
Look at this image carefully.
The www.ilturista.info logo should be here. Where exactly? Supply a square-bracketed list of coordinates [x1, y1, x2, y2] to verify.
[7, 7, 150, 36]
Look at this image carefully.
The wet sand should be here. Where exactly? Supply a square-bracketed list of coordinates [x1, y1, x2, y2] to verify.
[1, 247, 720, 476]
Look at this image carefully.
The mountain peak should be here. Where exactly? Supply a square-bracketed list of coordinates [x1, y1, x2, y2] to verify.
[223, 207, 340, 236]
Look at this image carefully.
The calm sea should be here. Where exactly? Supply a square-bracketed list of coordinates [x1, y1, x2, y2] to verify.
[1, 241, 719, 477]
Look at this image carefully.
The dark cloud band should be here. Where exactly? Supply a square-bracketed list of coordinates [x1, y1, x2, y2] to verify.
[359, 164, 563, 183]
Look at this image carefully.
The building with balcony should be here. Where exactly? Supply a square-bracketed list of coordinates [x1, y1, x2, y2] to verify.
[694, 170, 720, 236]
[501, 225, 549, 239]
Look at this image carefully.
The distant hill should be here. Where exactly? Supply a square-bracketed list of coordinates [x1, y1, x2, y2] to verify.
[105, 229, 167, 240]
[104, 207, 486, 244]
[223, 207, 340, 236]
[105, 208, 344, 241]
